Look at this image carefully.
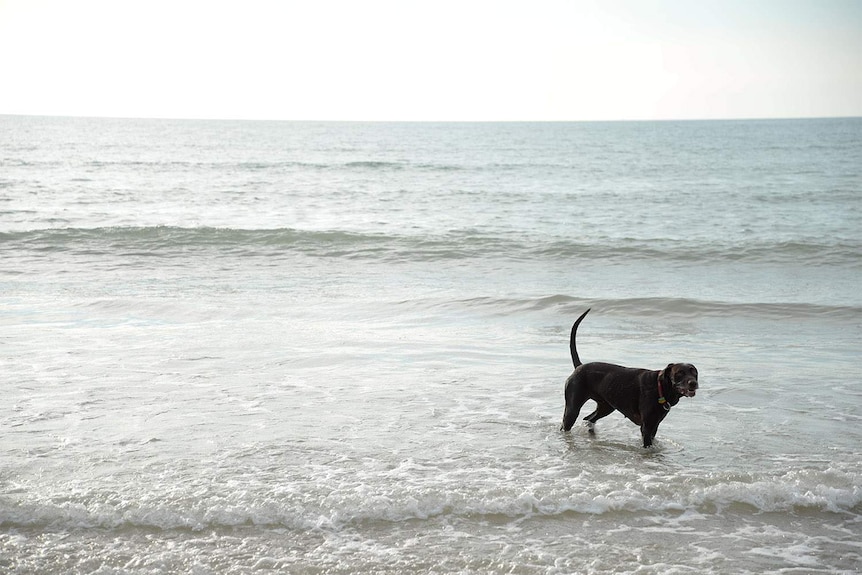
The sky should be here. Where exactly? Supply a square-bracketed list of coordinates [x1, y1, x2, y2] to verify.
[0, 0, 860, 121]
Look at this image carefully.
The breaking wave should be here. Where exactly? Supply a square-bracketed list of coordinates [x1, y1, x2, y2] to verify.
[2, 464, 858, 533]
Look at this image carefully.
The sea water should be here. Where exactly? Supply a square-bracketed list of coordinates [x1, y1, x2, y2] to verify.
[1, 116, 860, 574]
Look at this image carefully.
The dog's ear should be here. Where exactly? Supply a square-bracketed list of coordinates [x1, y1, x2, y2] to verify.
[664, 363, 676, 382]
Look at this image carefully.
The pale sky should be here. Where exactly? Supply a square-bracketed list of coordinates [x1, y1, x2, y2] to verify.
[0, 0, 860, 121]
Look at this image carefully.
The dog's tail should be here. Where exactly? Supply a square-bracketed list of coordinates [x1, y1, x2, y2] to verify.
[569, 308, 590, 368]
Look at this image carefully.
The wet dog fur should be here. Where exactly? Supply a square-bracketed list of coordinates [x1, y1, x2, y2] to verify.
[560, 309, 698, 447]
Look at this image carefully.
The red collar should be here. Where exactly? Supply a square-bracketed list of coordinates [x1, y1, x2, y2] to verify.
[657, 370, 670, 411]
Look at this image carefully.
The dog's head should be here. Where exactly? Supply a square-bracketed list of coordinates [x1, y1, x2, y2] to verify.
[665, 363, 699, 397]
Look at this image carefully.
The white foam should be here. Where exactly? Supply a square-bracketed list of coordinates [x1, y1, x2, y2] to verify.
[4, 460, 859, 536]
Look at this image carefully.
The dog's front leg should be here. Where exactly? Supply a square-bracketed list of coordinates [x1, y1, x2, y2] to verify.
[640, 416, 661, 448]
[640, 425, 653, 448]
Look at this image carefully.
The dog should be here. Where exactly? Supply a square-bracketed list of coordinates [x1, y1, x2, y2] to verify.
[560, 309, 698, 447]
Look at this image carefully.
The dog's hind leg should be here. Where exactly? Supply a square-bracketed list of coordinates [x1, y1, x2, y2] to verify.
[583, 401, 615, 434]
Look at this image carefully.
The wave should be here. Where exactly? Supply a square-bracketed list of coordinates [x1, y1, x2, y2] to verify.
[415, 294, 862, 321]
[535, 237, 862, 267]
[2, 226, 859, 268]
[4, 156, 586, 173]
[0, 226, 382, 257]
[0, 158, 472, 172]
[2, 466, 858, 533]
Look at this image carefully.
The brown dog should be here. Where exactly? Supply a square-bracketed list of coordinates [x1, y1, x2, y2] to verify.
[560, 309, 698, 447]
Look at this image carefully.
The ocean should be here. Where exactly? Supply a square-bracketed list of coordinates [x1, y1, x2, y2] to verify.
[1, 115, 860, 574]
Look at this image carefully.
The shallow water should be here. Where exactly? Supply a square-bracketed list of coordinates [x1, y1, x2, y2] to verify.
[1, 116, 861, 573]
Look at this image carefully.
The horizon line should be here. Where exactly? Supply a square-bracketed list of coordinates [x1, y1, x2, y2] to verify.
[2, 112, 860, 124]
